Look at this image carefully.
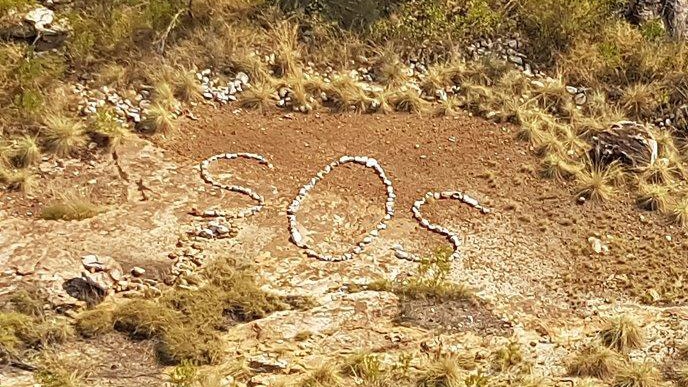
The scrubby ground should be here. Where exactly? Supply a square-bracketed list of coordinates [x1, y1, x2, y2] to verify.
[3, 0, 688, 386]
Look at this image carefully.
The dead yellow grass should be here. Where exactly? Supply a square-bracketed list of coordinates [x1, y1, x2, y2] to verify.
[42, 114, 88, 157]
[567, 345, 624, 380]
[575, 162, 624, 202]
[599, 316, 644, 352]
[40, 191, 103, 221]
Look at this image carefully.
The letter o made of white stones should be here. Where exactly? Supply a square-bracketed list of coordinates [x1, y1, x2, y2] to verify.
[393, 191, 490, 263]
[288, 156, 395, 262]
[199, 152, 273, 218]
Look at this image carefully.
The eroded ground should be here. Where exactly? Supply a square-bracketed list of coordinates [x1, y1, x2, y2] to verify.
[1, 109, 687, 385]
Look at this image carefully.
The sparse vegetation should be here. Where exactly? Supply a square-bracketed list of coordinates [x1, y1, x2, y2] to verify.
[40, 191, 103, 221]
[599, 316, 644, 352]
[612, 361, 661, 387]
[575, 161, 624, 202]
[416, 355, 465, 387]
[568, 345, 624, 379]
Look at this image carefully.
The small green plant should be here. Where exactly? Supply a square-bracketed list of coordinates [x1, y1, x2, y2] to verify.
[417, 354, 465, 387]
[493, 341, 525, 371]
[168, 360, 199, 387]
[640, 19, 665, 41]
[343, 352, 384, 382]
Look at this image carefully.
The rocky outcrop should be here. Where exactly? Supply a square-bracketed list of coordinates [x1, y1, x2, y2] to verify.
[589, 121, 658, 168]
[626, 0, 688, 39]
[1, 7, 69, 50]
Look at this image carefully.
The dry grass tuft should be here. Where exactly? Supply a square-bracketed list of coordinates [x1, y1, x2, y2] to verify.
[567, 345, 624, 380]
[172, 67, 203, 103]
[42, 114, 88, 157]
[9, 135, 41, 167]
[636, 181, 671, 212]
[669, 196, 688, 227]
[434, 96, 462, 117]
[239, 82, 276, 113]
[300, 362, 343, 387]
[612, 361, 660, 387]
[153, 82, 180, 111]
[389, 89, 429, 114]
[540, 152, 583, 181]
[113, 299, 180, 340]
[1, 168, 37, 192]
[641, 158, 679, 184]
[575, 162, 624, 201]
[89, 110, 129, 150]
[157, 323, 224, 365]
[40, 191, 103, 221]
[599, 316, 644, 352]
[140, 103, 177, 134]
[75, 308, 114, 338]
[619, 83, 663, 119]
[416, 355, 465, 387]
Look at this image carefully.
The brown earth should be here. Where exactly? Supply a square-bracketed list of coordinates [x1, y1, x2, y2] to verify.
[2, 107, 688, 385]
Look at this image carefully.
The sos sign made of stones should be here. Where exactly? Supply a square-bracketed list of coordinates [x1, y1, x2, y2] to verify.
[199, 153, 490, 263]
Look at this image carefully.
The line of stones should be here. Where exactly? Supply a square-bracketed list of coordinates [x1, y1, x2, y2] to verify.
[288, 155, 395, 262]
[198, 152, 274, 218]
[393, 191, 491, 263]
[197, 153, 491, 264]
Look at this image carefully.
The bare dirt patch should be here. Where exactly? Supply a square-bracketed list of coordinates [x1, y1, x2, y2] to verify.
[397, 298, 513, 337]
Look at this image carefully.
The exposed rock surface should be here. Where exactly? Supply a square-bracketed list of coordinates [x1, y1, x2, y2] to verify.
[589, 121, 658, 168]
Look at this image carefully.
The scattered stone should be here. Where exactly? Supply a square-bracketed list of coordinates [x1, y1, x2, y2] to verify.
[131, 267, 146, 277]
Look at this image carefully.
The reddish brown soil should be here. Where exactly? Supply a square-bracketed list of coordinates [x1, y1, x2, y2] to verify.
[156, 107, 688, 308]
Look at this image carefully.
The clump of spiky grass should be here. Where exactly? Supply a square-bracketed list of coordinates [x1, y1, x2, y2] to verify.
[10, 135, 41, 167]
[434, 96, 462, 117]
[389, 89, 428, 114]
[668, 196, 688, 227]
[417, 355, 465, 387]
[540, 152, 582, 180]
[641, 158, 679, 184]
[575, 162, 625, 201]
[90, 110, 129, 150]
[619, 83, 663, 118]
[599, 316, 644, 352]
[239, 82, 276, 114]
[153, 82, 180, 111]
[420, 65, 451, 96]
[531, 75, 570, 113]
[42, 114, 88, 157]
[568, 345, 624, 379]
[173, 67, 203, 103]
[300, 362, 343, 387]
[636, 180, 671, 212]
[612, 361, 660, 387]
[141, 103, 177, 134]
[372, 47, 409, 87]
[40, 191, 103, 221]
[1, 168, 37, 192]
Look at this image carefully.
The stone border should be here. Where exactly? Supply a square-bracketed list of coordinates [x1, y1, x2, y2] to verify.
[393, 191, 490, 262]
[288, 156, 395, 262]
[198, 152, 273, 218]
